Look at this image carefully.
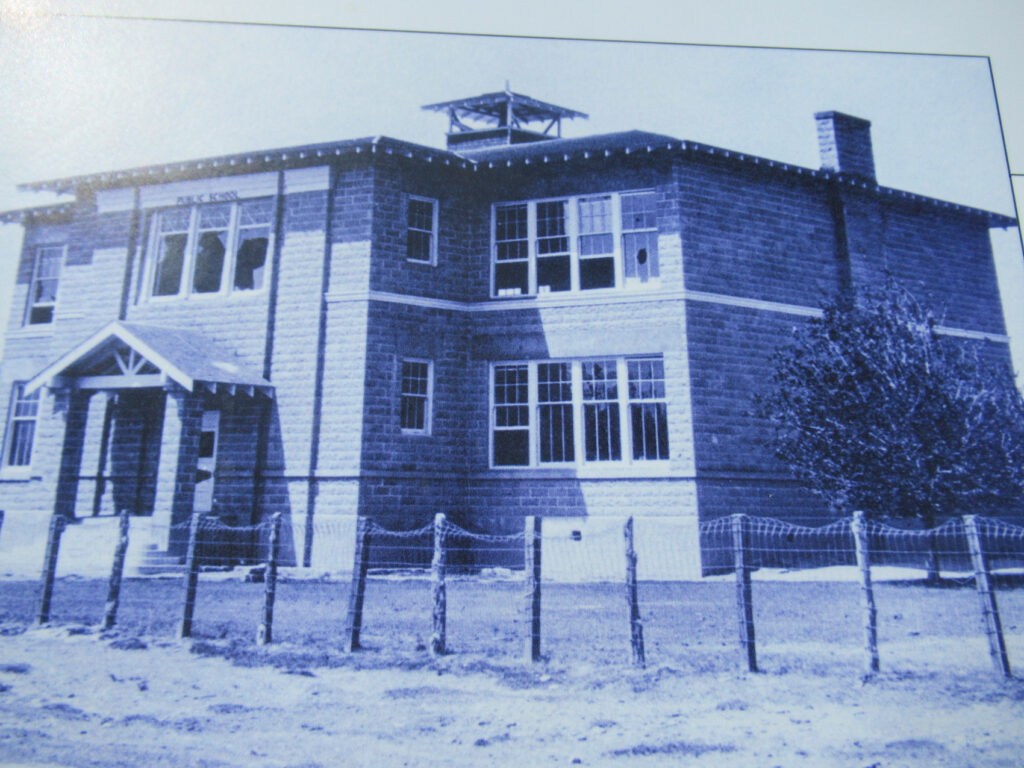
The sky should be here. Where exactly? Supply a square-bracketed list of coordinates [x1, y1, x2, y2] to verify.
[0, 2, 1021, 369]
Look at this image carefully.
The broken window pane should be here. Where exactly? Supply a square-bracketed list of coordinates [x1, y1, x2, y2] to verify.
[153, 232, 187, 297]
[622, 231, 659, 281]
[192, 230, 227, 293]
[233, 229, 269, 290]
[621, 192, 659, 282]
[582, 360, 621, 461]
[192, 204, 230, 293]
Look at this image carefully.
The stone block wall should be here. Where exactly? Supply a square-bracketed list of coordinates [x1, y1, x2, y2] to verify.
[0, 140, 1015, 574]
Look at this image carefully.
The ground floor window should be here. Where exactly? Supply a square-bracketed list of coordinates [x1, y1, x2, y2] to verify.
[399, 359, 433, 434]
[491, 356, 669, 468]
[3, 383, 39, 468]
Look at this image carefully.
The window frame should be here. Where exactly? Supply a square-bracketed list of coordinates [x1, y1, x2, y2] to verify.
[399, 358, 433, 435]
[406, 195, 439, 266]
[142, 198, 275, 302]
[490, 189, 660, 298]
[24, 245, 65, 326]
[489, 356, 671, 470]
[2, 382, 40, 472]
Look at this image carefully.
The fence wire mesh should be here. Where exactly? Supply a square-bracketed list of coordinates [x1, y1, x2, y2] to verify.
[5, 510, 1024, 678]
[441, 520, 523, 657]
[354, 522, 433, 653]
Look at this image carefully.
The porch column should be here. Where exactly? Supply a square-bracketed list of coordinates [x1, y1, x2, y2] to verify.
[151, 387, 203, 551]
[82, 393, 115, 516]
[53, 390, 93, 520]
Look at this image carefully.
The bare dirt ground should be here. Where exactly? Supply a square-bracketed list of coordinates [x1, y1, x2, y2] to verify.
[1, 622, 1023, 768]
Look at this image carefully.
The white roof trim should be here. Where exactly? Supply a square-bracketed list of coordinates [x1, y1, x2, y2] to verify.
[25, 321, 196, 395]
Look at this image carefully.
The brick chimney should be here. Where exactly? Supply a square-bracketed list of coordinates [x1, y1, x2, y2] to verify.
[814, 111, 875, 181]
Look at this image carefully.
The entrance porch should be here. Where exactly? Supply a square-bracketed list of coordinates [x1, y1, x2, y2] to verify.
[23, 321, 274, 567]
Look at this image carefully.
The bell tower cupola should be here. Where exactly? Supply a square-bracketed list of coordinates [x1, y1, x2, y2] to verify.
[422, 85, 587, 151]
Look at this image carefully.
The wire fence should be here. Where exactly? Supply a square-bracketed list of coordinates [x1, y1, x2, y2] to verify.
[6, 508, 1024, 679]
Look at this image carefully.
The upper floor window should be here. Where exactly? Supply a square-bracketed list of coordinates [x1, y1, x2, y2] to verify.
[25, 245, 64, 325]
[491, 356, 670, 468]
[406, 196, 438, 264]
[147, 198, 273, 300]
[492, 190, 659, 297]
[3, 383, 39, 468]
[399, 359, 433, 434]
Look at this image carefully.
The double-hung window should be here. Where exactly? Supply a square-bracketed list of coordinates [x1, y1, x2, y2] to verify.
[494, 204, 529, 295]
[25, 245, 64, 325]
[406, 196, 438, 264]
[399, 359, 432, 434]
[491, 190, 659, 297]
[3, 383, 39, 468]
[492, 364, 530, 465]
[577, 196, 615, 289]
[491, 356, 670, 468]
[621, 191, 659, 283]
[535, 200, 570, 292]
[582, 360, 622, 462]
[537, 362, 574, 463]
[628, 358, 670, 460]
[148, 198, 273, 300]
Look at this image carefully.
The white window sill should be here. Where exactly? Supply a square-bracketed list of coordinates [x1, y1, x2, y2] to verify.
[491, 283, 664, 302]
[7, 326, 55, 340]
[485, 462, 677, 479]
[144, 289, 268, 304]
[0, 467, 38, 481]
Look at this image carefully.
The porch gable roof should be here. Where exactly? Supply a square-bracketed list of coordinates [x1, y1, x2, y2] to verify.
[24, 321, 274, 397]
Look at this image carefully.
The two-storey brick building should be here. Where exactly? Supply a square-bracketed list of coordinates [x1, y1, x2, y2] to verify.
[0, 91, 1016, 575]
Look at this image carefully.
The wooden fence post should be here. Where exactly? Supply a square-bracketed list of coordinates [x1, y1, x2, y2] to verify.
[37, 514, 67, 625]
[0, 510, 5, 544]
[524, 516, 542, 662]
[179, 513, 202, 639]
[624, 516, 646, 669]
[102, 510, 131, 630]
[850, 511, 880, 676]
[431, 513, 447, 656]
[344, 516, 372, 652]
[257, 512, 282, 646]
[964, 515, 1011, 678]
[731, 513, 757, 672]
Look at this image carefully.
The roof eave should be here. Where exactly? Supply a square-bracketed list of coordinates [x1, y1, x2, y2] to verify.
[460, 133, 1018, 228]
[14, 136, 476, 196]
[0, 202, 76, 225]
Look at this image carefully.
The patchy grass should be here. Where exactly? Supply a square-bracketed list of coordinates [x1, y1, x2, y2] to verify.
[0, 575, 1021, 680]
[608, 740, 736, 757]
